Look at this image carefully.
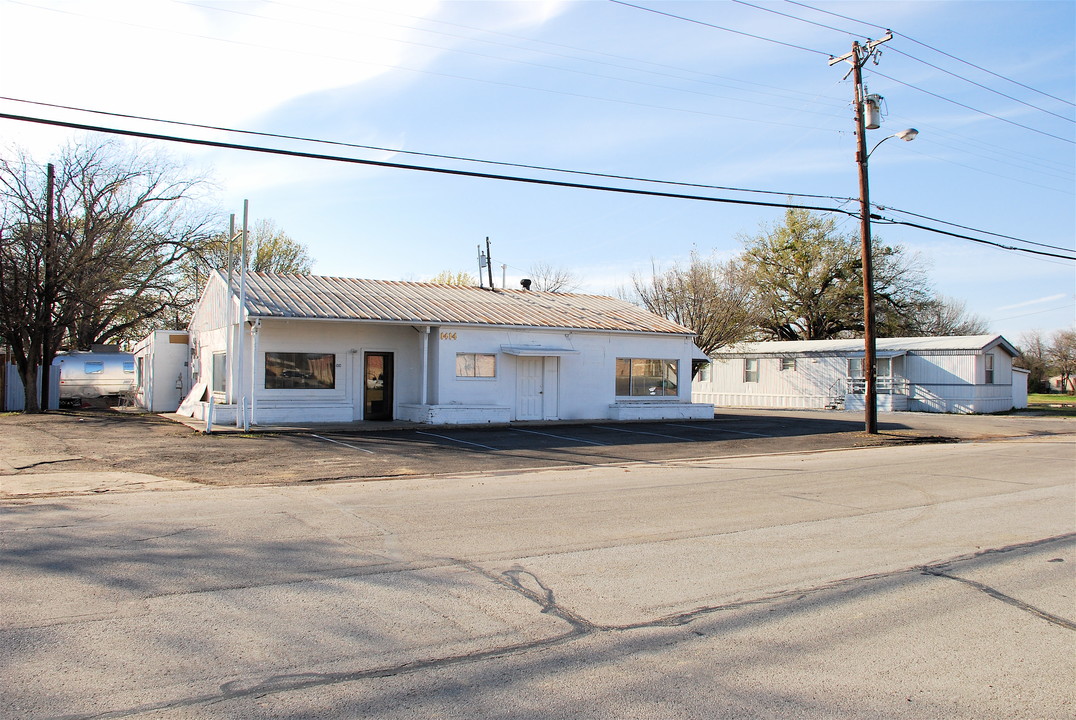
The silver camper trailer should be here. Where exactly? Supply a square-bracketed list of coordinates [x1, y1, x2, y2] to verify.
[54, 351, 136, 404]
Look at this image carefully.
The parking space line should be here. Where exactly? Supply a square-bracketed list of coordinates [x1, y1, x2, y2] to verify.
[416, 432, 497, 450]
[662, 423, 774, 438]
[593, 425, 696, 442]
[511, 428, 609, 446]
[308, 434, 375, 454]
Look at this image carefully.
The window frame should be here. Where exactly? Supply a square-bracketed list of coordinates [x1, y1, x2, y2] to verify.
[985, 353, 995, 384]
[743, 358, 759, 383]
[616, 357, 679, 397]
[211, 352, 227, 394]
[780, 357, 796, 372]
[263, 351, 337, 390]
[455, 352, 497, 379]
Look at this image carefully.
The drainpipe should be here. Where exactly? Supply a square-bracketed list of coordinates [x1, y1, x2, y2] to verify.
[249, 319, 261, 429]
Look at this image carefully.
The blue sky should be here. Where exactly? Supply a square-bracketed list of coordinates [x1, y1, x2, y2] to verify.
[1, 0, 1073, 341]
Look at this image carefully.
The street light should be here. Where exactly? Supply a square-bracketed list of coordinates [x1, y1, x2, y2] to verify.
[868, 128, 918, 158]
[857, 125, 917, 434]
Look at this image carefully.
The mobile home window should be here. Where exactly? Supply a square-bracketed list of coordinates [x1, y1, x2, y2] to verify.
[985, 354, 995, 384]
[616, 358, 678, 396]
[264, 352, 336, 390]
[84, 361, 104, 374]
[456, 353, 496, 378]
[122, 361, 135, 374]
[780, 358, 796, 372]
[695, 362, 711, 382]
[212, 353, 227, 393]
[743, 358, 759, 383]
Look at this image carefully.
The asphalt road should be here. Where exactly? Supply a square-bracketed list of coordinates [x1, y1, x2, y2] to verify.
[1, 407, 1073, 492]
[1, 434, 1073, 719]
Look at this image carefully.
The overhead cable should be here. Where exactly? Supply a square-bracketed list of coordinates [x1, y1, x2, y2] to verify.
[783, 0, 1075, 108]
[0, 96, 851, 203]
[607, 0, 832, 57]
[2, 110, 1069, 262]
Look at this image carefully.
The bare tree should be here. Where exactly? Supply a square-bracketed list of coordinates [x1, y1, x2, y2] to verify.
[527, 262, 581, 293]
[1049, 328, 1076, 393]
[0, 138, 216, 410]
[632, 251, 760, 355]
[1015, 330, 1051, 393]
[904, 295, 989, 337]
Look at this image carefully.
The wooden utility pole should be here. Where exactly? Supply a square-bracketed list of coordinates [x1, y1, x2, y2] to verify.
[830, 33, 891, 435]
[40, 163, 56, 412]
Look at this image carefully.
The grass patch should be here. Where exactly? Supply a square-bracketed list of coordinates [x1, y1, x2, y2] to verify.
[1028, 393, 1076, 405]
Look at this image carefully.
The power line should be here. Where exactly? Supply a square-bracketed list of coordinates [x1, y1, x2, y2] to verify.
[783, 0, 1075, 108]
[886, 48, 1073, 124]
[870, 70, 1074, 145]
[2, 110, 1069, 263]
[607, 0, 832, 57]
[0, 96, 852, 204]
[874, 203, 1075, 254]
[741, 0, 1072, 123]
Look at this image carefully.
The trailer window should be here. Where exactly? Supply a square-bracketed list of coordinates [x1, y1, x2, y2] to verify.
[123, 362, 135, 373]
[84, 362, 104, 374]
[743, 358, 759, 383]
[264, 352, 335, 390]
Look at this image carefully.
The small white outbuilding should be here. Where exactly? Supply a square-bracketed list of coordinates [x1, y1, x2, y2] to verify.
[131, 330, 191, 412]
[179, 271, 713, 427]
[692, 335, 1027, 414]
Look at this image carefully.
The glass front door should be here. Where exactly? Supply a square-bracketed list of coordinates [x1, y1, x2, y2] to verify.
[364, 352, 394, 421]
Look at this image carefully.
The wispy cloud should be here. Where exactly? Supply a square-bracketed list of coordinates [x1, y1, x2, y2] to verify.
[996, 294, 1068, 311]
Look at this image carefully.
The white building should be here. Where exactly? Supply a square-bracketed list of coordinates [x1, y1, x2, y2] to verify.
[131, 330, 190, 412]
[692, 335, 1027, 414]
[178, 271, 713, 427]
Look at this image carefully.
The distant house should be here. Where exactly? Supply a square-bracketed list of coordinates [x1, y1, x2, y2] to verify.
[692, 335, 1027, 414]
[173, 271, 713, 427]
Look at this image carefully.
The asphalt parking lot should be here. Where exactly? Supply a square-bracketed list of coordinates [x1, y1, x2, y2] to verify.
[2, 407, 1072, 494]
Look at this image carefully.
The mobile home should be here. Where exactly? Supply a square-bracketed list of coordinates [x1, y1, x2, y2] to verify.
[692, 335, 1026, 414]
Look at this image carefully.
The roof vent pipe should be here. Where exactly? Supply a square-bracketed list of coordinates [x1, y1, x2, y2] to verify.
[520, 279, 532, 291]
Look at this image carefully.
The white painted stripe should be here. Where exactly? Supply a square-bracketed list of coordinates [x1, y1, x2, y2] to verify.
[663, 423, 773, 438]
[416, 432, 497, 450]
[308, 433, 375, 454]
[593, 425, 696, 442]
[511, 428, 609, 446]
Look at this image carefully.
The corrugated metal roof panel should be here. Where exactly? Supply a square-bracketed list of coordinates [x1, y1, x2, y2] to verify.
[230, 272, 693, 335]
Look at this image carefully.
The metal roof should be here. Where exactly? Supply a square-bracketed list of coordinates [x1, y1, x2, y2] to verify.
[228, 272, 694, 335]
[713, 335, 1018, 357]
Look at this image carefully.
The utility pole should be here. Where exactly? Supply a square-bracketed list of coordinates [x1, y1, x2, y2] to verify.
[40, 163, 56, 412]
[830, 32, 891, 435]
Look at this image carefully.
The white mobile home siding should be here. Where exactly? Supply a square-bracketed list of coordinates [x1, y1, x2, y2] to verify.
[692, 336, 1020, 415]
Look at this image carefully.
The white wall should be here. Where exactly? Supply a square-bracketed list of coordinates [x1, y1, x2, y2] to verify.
[132, 331, 190, 412]
[694, 348, 1019, 414]
[186, 312, 711, 425]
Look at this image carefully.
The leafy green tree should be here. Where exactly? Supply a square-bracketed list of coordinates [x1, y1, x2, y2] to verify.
[740, 208, 933, 340]
[428, 270, 477, 286]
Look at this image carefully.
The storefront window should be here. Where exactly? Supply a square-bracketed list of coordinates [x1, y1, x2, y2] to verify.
[264, 352, 335, 390]
[616, 358, 678, 396]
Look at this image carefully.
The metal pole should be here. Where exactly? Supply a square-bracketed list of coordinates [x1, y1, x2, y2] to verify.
[236, 200, 249, 428]
[40, 163, 55, 412]
[226, 213, 235, 406]
[852, 43, 878, 434]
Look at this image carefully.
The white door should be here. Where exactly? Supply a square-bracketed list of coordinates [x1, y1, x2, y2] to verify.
[516, 357, 544, 420]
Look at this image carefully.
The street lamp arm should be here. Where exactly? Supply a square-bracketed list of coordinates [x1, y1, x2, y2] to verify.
[867, 128, 918, 159]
